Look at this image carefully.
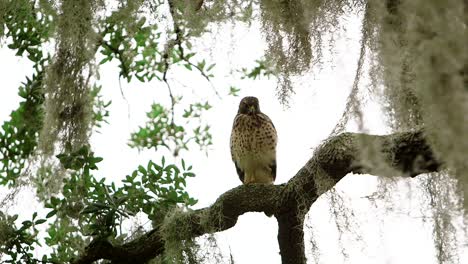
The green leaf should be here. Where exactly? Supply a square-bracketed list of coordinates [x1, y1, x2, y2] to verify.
[138, 165, 146, 174]
[92, 157, 103, 163]
[229, 86, 240, 96]
[21, 220, 32, 228]
[206, 63, 215, 72]
[35, 219, 46, 225]
[198, 60, 206, 70]
[50, 197, 60, 206]
[46, 210, 57, 218]
[183, 172, 195, 177]
[81, 205, 100, 214]
[99, 57, 112, 64]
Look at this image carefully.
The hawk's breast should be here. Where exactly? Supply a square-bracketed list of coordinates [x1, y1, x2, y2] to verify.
[230, 113, 277, 183]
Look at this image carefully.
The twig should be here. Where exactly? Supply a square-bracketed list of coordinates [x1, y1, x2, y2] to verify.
[162, 48, 176, 125]
[167, 0, 220, 98]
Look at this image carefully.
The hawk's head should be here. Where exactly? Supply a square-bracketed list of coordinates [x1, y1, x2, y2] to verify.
[238, 96, 261, 115]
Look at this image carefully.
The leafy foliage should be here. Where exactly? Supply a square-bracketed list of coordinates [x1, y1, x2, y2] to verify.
[0, 144, 198, 262]
[89, 85, 111, 130]
[240, 59, 276, 80]
[0, 0, 53, 186]
[99, 17, 164, 82]
[130, 102, 213, 155]
[1, 1, 218, 262]
[0, 211, 49, 263]
[1, 0, 53, 64]
[0, 70, 44, 185]
[98, 15, 216, 84]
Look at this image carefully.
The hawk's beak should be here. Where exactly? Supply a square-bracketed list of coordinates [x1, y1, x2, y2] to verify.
[249, 105, 256, 114]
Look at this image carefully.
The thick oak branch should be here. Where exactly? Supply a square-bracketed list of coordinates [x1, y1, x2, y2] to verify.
[73, 130, 441, 264]
[73, 185, 283, 264]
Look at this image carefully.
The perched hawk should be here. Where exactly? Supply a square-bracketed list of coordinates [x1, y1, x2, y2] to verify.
[230, 96, 277, 184]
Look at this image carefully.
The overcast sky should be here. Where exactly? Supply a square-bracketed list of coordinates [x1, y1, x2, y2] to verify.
[1, 13, 467, 264]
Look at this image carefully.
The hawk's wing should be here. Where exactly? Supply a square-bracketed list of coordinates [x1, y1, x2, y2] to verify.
[259, 113, 276, 130]
[270, 160, 276, 181]
[259, 113, 277, 181]
[259, 113, 277, 182]
[230, 114, 245, 183]
[234, 161, 245, 183]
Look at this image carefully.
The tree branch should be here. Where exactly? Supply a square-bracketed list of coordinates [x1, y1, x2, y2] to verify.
[72, 130, 441, 264]
[277, 209, 306, 264]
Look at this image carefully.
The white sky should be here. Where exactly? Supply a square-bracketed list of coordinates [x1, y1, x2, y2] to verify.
[1, 12, 467, 264]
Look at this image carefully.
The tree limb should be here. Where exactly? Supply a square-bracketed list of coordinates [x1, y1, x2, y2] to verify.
[72, 130, 441, 264]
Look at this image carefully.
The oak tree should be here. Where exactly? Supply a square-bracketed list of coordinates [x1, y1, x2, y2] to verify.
[0, 0, 466, 263]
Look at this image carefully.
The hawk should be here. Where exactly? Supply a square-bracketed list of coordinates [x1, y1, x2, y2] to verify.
[230, 96, 277, 184]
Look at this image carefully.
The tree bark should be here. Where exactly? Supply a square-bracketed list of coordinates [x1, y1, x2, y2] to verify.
[73, 130, 441, 264]
[277, 209, 306, 264]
